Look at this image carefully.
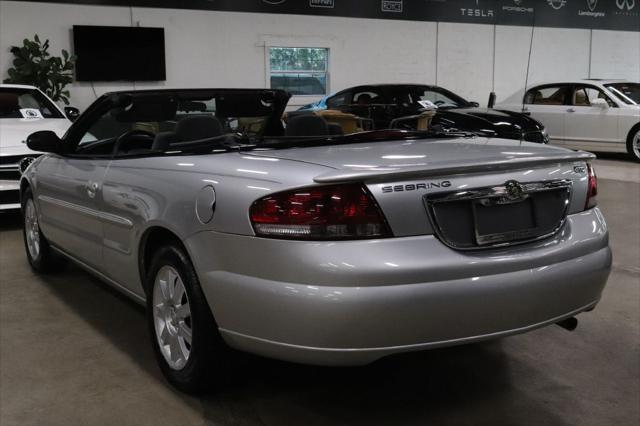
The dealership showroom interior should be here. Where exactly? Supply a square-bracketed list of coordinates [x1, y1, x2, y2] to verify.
[0, 0, 639, 425]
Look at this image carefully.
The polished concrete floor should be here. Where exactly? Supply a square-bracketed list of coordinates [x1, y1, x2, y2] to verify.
[1, 156, 638, 426]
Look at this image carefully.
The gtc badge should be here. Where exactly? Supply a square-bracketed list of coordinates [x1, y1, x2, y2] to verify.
[505, 180, 525, 201]
[19, 156, 36, 174]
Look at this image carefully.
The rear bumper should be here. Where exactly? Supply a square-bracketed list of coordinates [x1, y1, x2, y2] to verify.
[187, 207, 611, 365]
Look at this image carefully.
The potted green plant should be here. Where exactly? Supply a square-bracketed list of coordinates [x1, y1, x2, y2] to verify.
[3, 34, 76, 106]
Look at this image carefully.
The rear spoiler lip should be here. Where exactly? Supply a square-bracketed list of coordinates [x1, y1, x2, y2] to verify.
[313, 151, 596, 184]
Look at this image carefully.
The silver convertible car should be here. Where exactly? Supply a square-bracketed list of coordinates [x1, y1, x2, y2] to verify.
[21, 89, 611, 393]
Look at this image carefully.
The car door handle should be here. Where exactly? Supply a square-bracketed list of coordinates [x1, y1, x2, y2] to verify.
[567, 108, 576, 113]
[86, 182, 99, 198]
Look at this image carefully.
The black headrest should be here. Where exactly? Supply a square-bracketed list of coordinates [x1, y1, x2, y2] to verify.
[175, 115, 223, 142]
[285, 115, 329, 137]
[152, 131, 177, 151]
[357, 94, 372, 105]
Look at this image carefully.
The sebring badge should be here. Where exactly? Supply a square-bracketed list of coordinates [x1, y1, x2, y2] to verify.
[382, 181, 451, 193]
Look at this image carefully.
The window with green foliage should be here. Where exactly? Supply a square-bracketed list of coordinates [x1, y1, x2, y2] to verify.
[269, 47, 328, 96]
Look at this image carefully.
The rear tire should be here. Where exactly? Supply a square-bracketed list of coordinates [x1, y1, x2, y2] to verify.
[146, 244, 228, 394]
[21, 187, 60, 273]
[627, 126, 640, 162]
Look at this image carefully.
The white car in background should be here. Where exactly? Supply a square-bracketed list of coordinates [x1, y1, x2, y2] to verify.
[497, 80, 640, 161]
[0, 84, 77, 210]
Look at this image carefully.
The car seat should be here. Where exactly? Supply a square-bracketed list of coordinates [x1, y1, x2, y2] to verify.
[152, 115, 223, 151]
[285, 115, 330, 137]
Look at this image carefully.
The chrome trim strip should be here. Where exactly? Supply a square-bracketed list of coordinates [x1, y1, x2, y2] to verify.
[38, 195, 133, 229]
[0, 182, 21, 191]
[100, 212, 134, 228]
[0, 203, 21, 210]
[423, 179, 573, 250]
[426, 179, 572, 203]
[51, 245, 146, 304]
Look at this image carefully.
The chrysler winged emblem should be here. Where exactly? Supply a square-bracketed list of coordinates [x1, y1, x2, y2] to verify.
[587, 0, 598, 11]
[504, 180, 525, 201]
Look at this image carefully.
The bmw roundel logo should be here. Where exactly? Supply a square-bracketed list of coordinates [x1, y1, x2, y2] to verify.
[19, 156, 36, 174]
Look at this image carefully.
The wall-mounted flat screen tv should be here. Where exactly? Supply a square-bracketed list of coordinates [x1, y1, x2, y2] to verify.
[73, 25, 166, 81]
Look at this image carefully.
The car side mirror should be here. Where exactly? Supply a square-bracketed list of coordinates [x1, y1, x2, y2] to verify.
[27, 130, 62, 153]
[591, 98, 608, 109]
[470, 101, 480, 107]
[64, 106, 80, 121]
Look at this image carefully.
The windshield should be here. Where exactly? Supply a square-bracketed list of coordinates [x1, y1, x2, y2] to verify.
[0, 88, 64, 119]
[605, 83, 640, 105]
[74, 89, 290, 155]
[81, 98, 271, 144]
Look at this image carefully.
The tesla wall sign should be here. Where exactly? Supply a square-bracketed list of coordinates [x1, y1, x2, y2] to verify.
[12, 0, 640, 31]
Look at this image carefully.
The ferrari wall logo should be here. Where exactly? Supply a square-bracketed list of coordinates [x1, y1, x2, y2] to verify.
[381, 0, 402, 13]
[310, 0, 334, 8]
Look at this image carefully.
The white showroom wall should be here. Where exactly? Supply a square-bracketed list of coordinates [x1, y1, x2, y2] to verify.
[1, 0, 638, 111]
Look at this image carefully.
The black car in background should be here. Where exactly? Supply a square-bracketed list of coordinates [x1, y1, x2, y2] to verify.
[294, 84, 549, 143]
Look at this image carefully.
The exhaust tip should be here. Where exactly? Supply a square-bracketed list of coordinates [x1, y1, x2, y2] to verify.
[556, 317, 578, 331]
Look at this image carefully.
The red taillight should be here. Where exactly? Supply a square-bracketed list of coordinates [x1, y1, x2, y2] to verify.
[585, 163, 598, 210]
[250, 184, 392, 240]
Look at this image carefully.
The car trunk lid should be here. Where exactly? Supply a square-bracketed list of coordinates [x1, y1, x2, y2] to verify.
[246, 137, 593, 245]
[247, 136, 592, 183]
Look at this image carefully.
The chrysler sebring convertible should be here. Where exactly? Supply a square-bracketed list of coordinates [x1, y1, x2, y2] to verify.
[20, 89, 611, 393]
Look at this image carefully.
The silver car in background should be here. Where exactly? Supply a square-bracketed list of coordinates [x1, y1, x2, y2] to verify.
[20, 89, 611, 393]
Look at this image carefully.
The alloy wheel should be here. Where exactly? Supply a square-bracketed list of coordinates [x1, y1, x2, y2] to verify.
[24, 198, 40, 260]
[633, 130, 640, 160]
[152, 265, 193, 370]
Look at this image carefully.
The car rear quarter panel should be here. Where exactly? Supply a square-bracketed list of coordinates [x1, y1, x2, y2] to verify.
[98, 153, 332, 296]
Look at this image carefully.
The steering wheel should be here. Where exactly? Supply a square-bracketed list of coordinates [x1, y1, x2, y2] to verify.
[113, 129, 156, 154]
